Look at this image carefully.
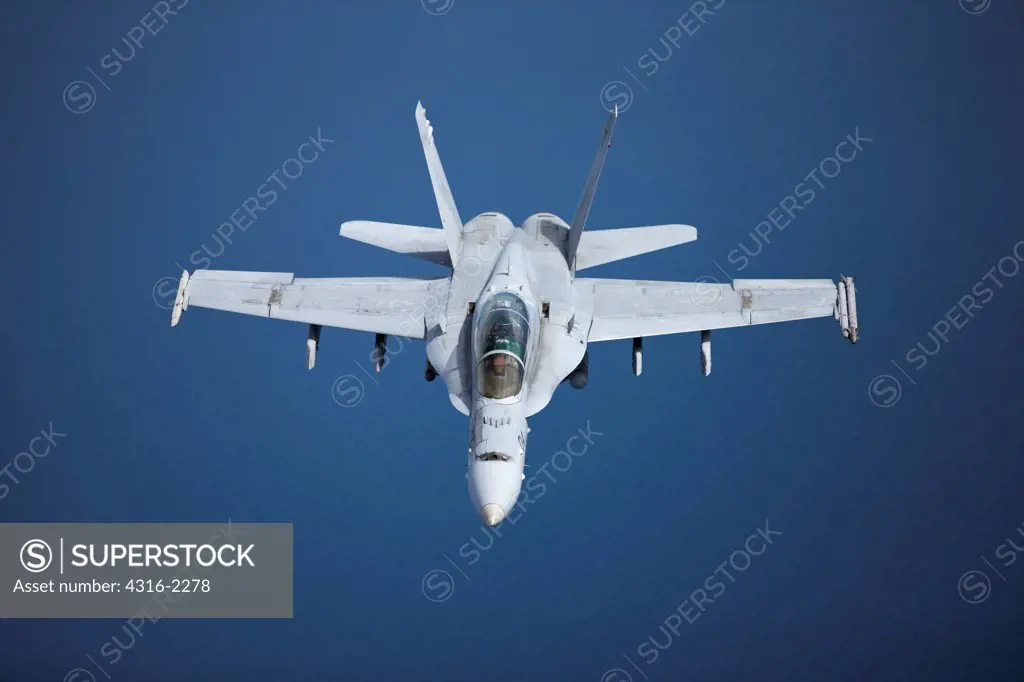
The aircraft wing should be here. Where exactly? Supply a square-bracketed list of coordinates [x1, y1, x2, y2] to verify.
[578, 277, 856, 342]
[170, 269, 445, 339]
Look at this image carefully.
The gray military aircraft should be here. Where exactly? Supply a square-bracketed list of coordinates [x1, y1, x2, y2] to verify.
[171, 103, 859, 526]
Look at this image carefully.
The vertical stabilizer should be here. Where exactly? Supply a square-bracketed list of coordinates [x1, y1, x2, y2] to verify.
[415, 102, 463, 267]
[567, 106, 618, 274]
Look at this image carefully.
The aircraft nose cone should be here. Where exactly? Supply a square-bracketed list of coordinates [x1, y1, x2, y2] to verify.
[481, 504, 505, 527]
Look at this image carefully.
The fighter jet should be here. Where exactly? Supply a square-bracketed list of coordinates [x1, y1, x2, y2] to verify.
[170, 103, 859, 526]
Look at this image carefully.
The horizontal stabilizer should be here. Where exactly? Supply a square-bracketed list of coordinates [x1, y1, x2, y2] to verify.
[575, 224, 698, 270]
[340, 221, 451, 267]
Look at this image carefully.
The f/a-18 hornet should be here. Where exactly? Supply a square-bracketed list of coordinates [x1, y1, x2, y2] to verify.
[171, 103, 859, 526]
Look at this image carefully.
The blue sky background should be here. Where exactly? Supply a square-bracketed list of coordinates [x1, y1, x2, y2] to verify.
[2, 0, 1023, 680]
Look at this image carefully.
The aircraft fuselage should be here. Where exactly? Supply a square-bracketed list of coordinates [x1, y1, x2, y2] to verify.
[425, 212, 589, 526]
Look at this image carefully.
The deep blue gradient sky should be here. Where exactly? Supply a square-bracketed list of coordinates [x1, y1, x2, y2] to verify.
[2, 1, 1024, 680]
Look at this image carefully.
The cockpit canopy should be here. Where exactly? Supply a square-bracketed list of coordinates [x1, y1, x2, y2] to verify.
[475, 292, 530, 400]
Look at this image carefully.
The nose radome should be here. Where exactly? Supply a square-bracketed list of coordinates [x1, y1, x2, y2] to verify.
[481, 504, 505, 527]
